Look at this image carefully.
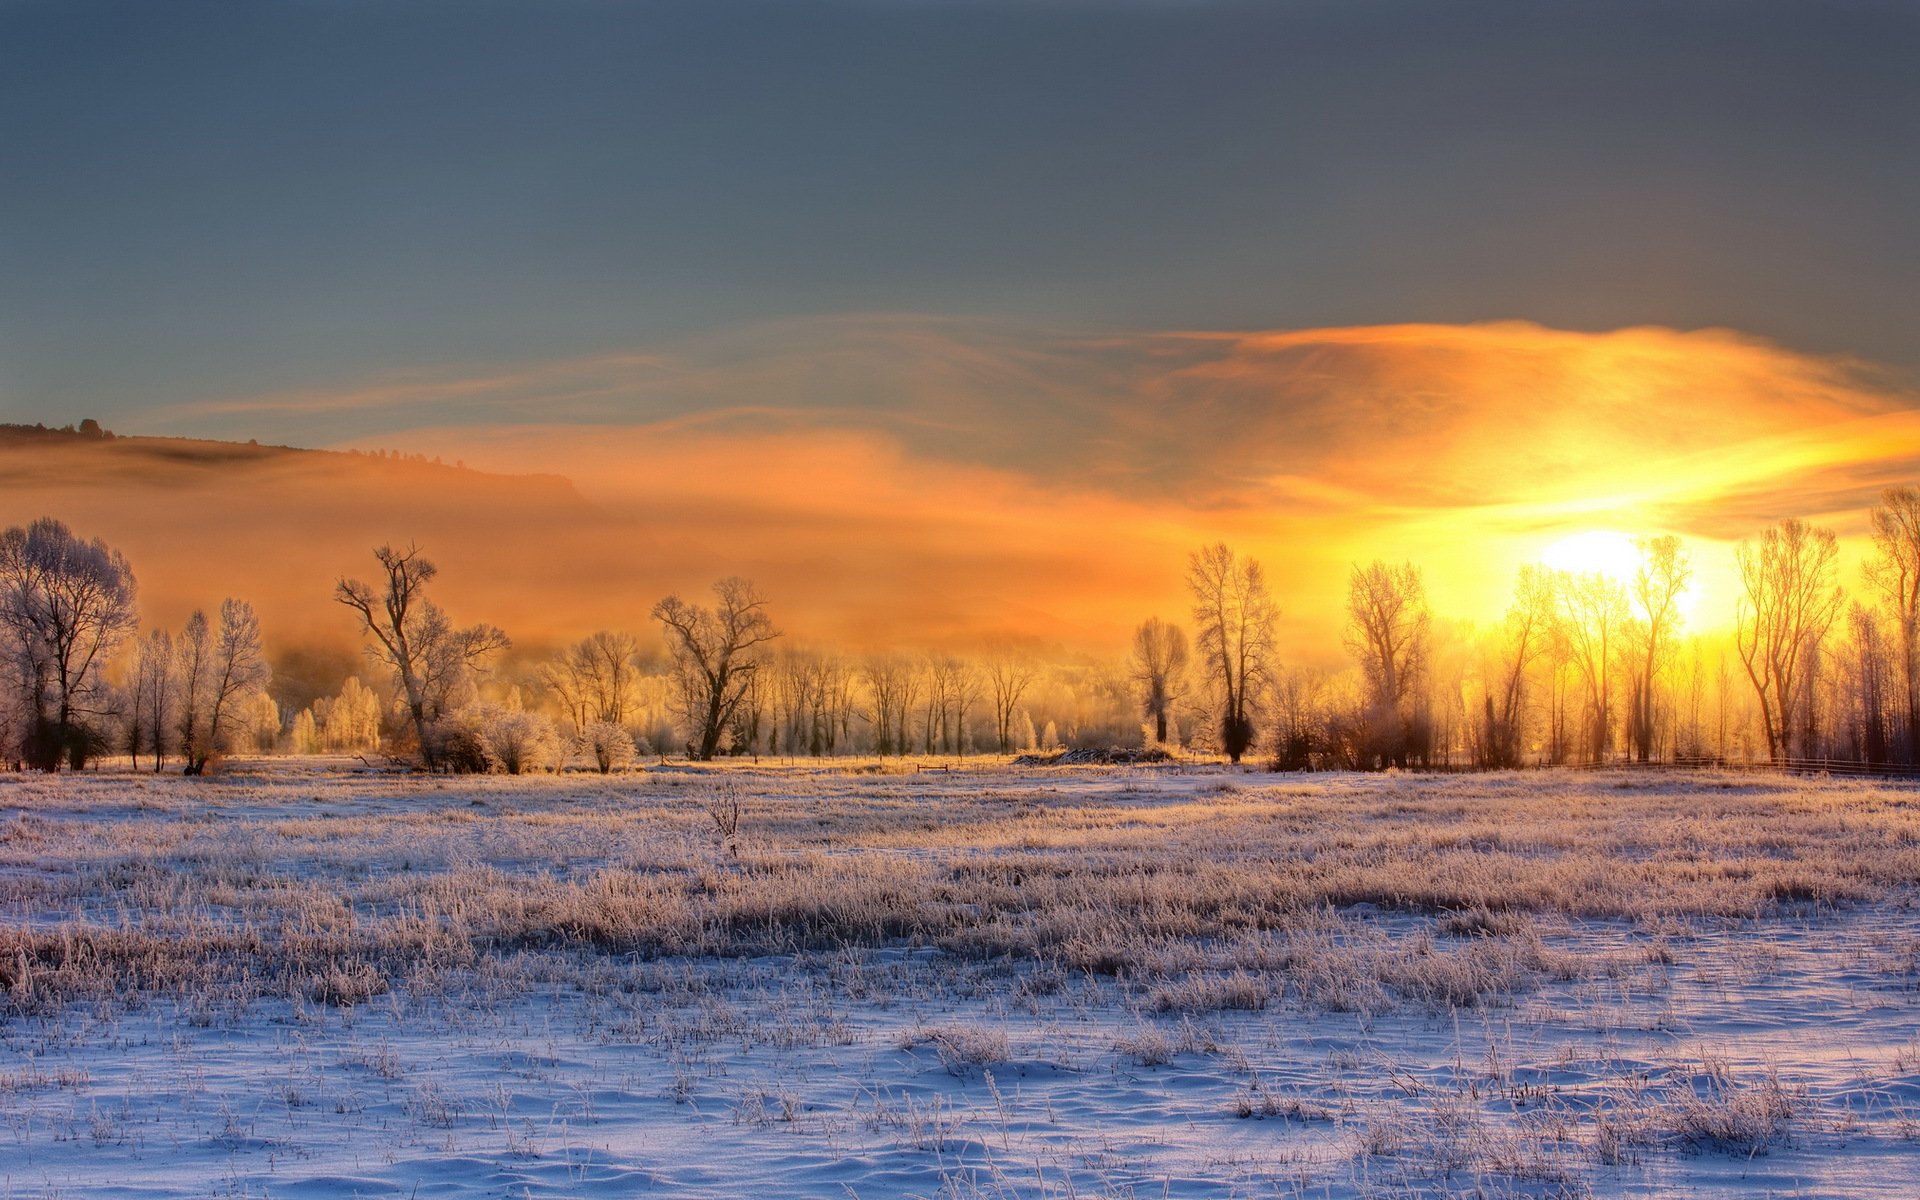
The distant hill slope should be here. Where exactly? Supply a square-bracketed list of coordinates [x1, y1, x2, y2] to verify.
[0, 424, 654, 661]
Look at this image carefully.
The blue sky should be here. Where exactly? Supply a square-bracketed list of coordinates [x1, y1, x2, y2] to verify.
[3, 0, 1916, 440]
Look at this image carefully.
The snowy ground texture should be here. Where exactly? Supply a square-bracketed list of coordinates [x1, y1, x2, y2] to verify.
[2, 760, 1918, 1199]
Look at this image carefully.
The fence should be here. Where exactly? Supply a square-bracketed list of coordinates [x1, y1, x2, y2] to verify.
[1561, 755, 1920, 780]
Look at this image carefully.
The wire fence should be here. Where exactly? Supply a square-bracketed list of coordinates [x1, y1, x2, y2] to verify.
[1559, 755, 1920, 780]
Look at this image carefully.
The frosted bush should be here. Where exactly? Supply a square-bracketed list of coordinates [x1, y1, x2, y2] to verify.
[577, 720, 638, 773]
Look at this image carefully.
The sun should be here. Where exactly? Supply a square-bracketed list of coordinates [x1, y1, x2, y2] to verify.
[1540, 530, 1643, 583]
[1538, 529, 1710, 625]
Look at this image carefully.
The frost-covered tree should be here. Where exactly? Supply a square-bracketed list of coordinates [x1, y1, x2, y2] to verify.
[335, 544, 508, 769]
[1186, 544, 1276, 764]
[1868, 487, 1920, 762]
[123, 627, 177, 771]
[1625, 535, 1692, 763]
[291, 708, 322, 755]
[1737, 518, 1844, 762]
[862, 654, 918, 757]
[441, 702, 562, 774]
[175, 598, 270, 774]
[1129, 618, 1188, 746]
[1485, 565, 1554, 768]
[314, 676, 383, 752]
[1345, 560, 1431, 769]
[542, 630, 644, 728]
[237, 690, 283, 753]
[0, 518, 138, 769]
[986, 655, 1038, 754]
[1553, 570, 1629, 764]
[651, 577, 778, 760]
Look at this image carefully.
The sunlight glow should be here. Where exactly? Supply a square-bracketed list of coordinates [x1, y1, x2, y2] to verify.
[1536, 528, 1712, 627]
[1540, 530, 1642, 582]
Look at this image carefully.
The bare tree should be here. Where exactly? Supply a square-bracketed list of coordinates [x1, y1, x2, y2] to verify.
[952, 661, 983, 753]
[917, 657, 979, 754]
[862, 654, 918, 756]
[1270, 664, 1327, 769]
[986, 654, 1038, 753]
[1485, 565, 1555, 768]
[542, 630, 643, 728]
[122, 627, 175, 771]
[651, 577, 779, 760]
[1868, 486, 1920, 762]
[766, 648, 852, 757]
[1553, 570, 1628, 763]
[1736, 518, 1845, 762]
[0, 518, 138, 770]
[1344, 560, 1430, 768]
[1129, 618, 1189, 745]
[1186, 543, 1276, 763]
[335, 544, 509, 769]
[174, 598, 270, 775]
[1625, 535, 1692, 762]
[1833, 603, 1893, 765]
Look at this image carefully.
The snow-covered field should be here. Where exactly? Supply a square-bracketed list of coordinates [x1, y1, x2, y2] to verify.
[2, 761, 1917, 1198]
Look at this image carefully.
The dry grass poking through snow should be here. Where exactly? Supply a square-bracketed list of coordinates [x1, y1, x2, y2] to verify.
[0, 765, 1916, 1018]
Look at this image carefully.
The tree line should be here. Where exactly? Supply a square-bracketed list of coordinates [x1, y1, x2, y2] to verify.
[4, 487, 1918, 773]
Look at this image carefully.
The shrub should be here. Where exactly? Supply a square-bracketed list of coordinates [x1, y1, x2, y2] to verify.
[432, 704, 563, 774]
[578, 720, 638, 773]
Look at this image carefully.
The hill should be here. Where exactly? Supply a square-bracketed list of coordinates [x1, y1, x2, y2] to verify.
[0, 424, 644, 687]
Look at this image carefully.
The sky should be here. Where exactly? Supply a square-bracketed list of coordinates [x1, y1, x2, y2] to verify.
[2, 1, 1917, 652]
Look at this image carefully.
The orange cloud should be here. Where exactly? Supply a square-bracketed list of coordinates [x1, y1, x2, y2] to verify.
[18, 319, 1918, 670]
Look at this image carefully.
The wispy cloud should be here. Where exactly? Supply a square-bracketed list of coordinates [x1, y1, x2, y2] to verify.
[59, 317, 1920, 652]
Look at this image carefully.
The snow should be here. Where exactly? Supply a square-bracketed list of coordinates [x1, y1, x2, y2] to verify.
[2, 761, 1917, 1198]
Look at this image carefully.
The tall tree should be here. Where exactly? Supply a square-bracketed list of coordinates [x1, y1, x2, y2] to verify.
[335, 544, 509, 769]
[1186, 543, 1276, 763]
[1270, 664, 1327, 769]
[1625, 535, 1692, 762]
[862, 654, 918, 756]
[542, 630, 644, 728]
[0, 518, 138, 770]
[1835, 603, 1892, 765]
[1487, 564, 1555, 768]
[125, 627, 176, 771]
[1553, 570, 1629, 763]
[175, 598, 270, 775]
[651, 577, 779, 760]
[1736, 518, 1845, 762]
[1129, 617, 1189, 745]
[986, 654, 1038, 753]
[1867, 486, 1920, 762]
[1344, 560, 1430, 768]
